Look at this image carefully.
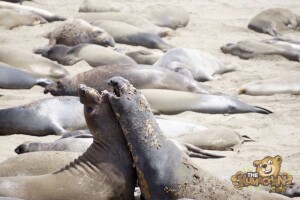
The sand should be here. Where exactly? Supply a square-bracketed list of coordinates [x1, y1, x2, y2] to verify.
[0, 0, 299, 197]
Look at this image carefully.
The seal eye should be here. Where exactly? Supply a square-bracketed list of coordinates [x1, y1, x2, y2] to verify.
[268, 160, 272, 165]
[85, 106, 93, 113]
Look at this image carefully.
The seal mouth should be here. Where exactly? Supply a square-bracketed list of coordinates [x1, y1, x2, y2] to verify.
[107, 76, 129, 97]
[78, 84, 105, 104]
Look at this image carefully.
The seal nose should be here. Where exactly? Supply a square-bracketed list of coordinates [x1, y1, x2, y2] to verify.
[15, 145, 25, 154]
[104, 37, 115, 47]
[261, 164, 267, 168]
[78, 84, 87, 91]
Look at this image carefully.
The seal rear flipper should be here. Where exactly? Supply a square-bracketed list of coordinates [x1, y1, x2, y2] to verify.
[253, 106, 273, 114]
[175, 141, 225, 159]
[36, 78, 52, 87]
[241, 135, 255, 143]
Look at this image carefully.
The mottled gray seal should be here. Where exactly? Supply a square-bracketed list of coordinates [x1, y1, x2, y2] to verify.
[76, 12, 177, 37]
[0, 8, 47, 29]
[154, 48, 235, 81]
[125, 50, 162, 65]
[139, 4, 189, 29]
[91, 20, 174, 51]
[0, 85, 137, 200]
[0, 45, 69, 78]
[0, 97, 85, 136]
[44, 64, 210, 96]
[239, 72, 300, 96]
[248, 8, 300, 37]
[220, 40, 300, 61]
[34, 44, 136, 67]
[141, 89, 272, 114]
[79, 0, 132, 13]
[107, 76, 289, 200]
[0, 1, 66, 22]
[0, 65, 51, 89]
[0, 151, 81, 177]
[45, 19, 115, 47]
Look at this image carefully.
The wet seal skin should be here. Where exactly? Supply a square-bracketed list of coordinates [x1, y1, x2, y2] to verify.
[108, 76, 291, 200]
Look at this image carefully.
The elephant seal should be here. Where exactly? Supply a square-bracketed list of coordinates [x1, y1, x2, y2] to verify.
[0, 85, 137, 200]
[141, 89, 272, 114]
[0, 65, 51, 89]
[220, 40, 300, 61]
[45, 19, 115, 47]
[34, 44, 136, 67]
[0, 45, 69, 78]
[107, 76, 289, 200]
[248, 8, 300, 37]
[44, 64, 210, 96]
[0, 152, 81, 177]
[76, 12, 177, 37]
[79, 0, 132, 13]
[154, 48, 235, 81]
[125, 50, 162, 65]
[0, 1, 66, 22]
[239, 72, 300, 96]
[91, 20, 174, 51]
[0, 8, 47, 29]
[0, 97, 85, 136]
[139, 4, 189, 29]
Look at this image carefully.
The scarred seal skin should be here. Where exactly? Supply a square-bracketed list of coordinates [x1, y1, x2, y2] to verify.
[108, 76, 291, 200]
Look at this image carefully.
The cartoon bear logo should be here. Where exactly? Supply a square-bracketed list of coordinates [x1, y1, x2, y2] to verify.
[253, 155, 282, 177]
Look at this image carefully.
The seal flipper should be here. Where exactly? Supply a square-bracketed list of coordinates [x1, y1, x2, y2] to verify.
[253, 106, 273, 114]
[36, 78, 52, 87]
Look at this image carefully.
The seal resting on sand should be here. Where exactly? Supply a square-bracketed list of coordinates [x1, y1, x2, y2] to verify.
[79, 0, 132, 13]
[139, 4, 190, 29]
[0, 65, 51, 89]
[34, 44, 136, 67]
[0, 85, 137, 200]
[141, 89, 272, 114]
[239, 72, 300, 96]
[75, 12, 177, 37]
[248, 8, 300, 37]
[154, 48, 235, 81]
[91, 20, 174, 51]
[0, 97, 85, 136]
[0, 8, 47, 29]
[0, 45, 69, 78]
[45, 19, 115, 47]
[220, 40, 300, 61]
[107, 76, 291, 200]
[44, 64, 209, 96]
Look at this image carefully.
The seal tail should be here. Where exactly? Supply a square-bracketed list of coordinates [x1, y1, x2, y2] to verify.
[253, 106, 273, 114]
[36, 78, 52, 88]
[183, 143, 225, 159]
[241, 135, 256, 143]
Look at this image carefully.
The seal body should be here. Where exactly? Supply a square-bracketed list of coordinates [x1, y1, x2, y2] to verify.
[91, 20, 174, 51]
[0, 45, 69, 78]
[248, 8, 300, 36]
[220, 40, 300, 61]
[0, 1, 66, 22]
[76, 12, 177, 37]
[79, 0, 132, 12]
[154, 48, 234, 81]
[0, 65, 51, 89]
[0, 97, 85, 136]
[46, 19, 115, 47]
[140, 4, 190, 29]
[0, 8, 47, 29]
[239, 72, 300, 96]
[35, 44, 136, 67]
[141, 89, 272, 114]
[44, 64, 209, 96]
[107, 76, 289, 200]
[0, 86, 136, 200]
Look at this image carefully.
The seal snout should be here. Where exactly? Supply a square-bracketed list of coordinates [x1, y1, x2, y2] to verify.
[107, 76, 130, 97]
[15, 144, 28, 154]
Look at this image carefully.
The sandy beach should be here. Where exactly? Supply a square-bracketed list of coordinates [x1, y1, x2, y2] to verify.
[0, 0, 299, 197]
